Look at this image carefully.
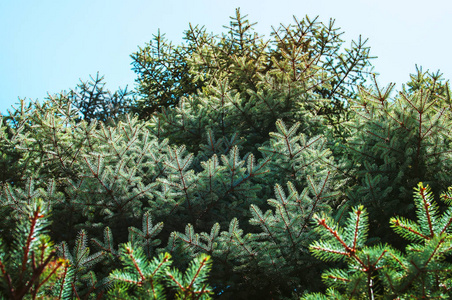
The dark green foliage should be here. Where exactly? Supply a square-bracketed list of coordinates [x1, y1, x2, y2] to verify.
[57, 230, 108, 298]
[343, 72, 452, 243]
[109, 243, 212, 299]
[0, 198, 68, 299]
[1, 8, 451, 299]
[0, 101, 48, 185]
[134, 9, 372, 144]
[127, 211, 164, 257]
[130, 29, 203, 117]
[68, 73, 132, 122]
[304, 183, 452, 298]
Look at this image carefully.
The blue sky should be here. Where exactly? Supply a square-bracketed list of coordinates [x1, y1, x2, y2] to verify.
[1, 0, 451, 115]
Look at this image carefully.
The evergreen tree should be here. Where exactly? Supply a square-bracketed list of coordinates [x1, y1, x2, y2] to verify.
[304, 183, 452, 298]
[342, 71, 452, 245]
[0, 196, 68, 299]
[1, 8, 451, 299]
[68, 73, 132, 123]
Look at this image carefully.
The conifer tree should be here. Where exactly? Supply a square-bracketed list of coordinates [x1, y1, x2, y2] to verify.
[0, 197, 68, 299]
[133, 9, 372, 146]
[304, 183, 452, 298]
[109, 244, 212, 299]
[1, 8, 452, 299]
[68, 73, 132, 123]
[342, 71, 452, 244]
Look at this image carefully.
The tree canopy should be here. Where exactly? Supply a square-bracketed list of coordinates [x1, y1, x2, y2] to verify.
[1, 9, 452, 299]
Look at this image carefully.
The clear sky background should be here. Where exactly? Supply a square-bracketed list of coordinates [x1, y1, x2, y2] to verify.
[1, 0, 451, 115]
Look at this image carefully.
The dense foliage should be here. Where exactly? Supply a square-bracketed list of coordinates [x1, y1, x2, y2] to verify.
[1, 9, 452, 299]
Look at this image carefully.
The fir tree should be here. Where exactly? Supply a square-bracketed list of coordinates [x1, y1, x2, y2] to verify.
[342, 71, 452, 245]
[0, 197, 68, 299]
[304, 183, 452, 298]
[109, 244, 212, 299]
[1, 8, 451, 299]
